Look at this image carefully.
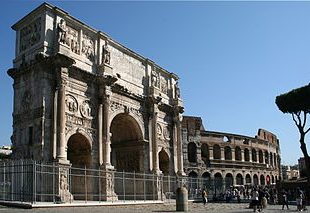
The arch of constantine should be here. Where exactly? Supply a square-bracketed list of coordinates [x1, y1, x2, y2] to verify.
[4, 3, 281, 204]
[7, 3, 184, 202]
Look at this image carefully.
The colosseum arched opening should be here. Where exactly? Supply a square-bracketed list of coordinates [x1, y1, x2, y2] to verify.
[225, 173, 233, 188]
[188, 142, 197, 163]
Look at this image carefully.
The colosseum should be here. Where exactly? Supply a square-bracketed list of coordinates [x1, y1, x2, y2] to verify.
[182, 116, 281, 196]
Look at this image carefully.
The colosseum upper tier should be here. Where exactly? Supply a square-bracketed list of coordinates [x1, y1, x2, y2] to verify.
[182, 116, 281, 187]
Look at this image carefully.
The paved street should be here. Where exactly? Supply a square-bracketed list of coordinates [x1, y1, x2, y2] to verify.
[0, 202, 305, 213]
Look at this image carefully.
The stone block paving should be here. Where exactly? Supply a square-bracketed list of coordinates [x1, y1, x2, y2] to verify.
[0, 203, 306, 213]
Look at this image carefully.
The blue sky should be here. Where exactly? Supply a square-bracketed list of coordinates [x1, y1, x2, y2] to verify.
[1, 1, 309, 165]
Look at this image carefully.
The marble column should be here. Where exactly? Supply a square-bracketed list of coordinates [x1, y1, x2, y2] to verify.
[52, 89, 58, 160]
[176, 119, 184, 175]
[152, 109, 159, 173]
[57, 67, 68, 163]
[172, 121, 178, 173]
[249, 151, 252, 163]
[220, 147, 225, 160]
[241, 149, 245, 162]
[103, 87, 113, 169]
[209, 148, 214, 160]
[231, 148, 235, 161]
[98, 103, 103, 165]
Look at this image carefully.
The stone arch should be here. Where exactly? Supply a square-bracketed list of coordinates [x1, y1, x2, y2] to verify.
[273, 153, 277, 167]
[224, 146, 232, 160]
[259, 150, 264, 163]
[270, 152, 273, 166]
[260, 174, 265, 185]
[110, 113, 144, 172]
[202, 172, 211, 188]
[266, 175, 271, 185]
[213, 144, 221, 160]
[264, 150, 269, 164]
[244, 148, 250, 162]
[225, 173, 233, 188]
[245, 174, 251, 185]
[66, 127, 93, 149]
[201, 143, 209, 164]
[67, 132, 92, 168]
[67, 132, 92, 200]
[159, 148, 169, 175]
[236, 173, 243, 185]
[109, 110, 144, 140]
[188, 142, 197, 163]
[214, 172, 223, 191]
[188, 171, 198, 191]
[235, 146, 241, 161]
[252, 149, 257, 162]
[253, 174, 259, 186]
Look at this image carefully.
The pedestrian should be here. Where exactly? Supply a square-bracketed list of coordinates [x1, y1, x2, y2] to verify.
[282, 190, 289, 210]
[202, 189, 208, 206]
[251, 188, 259, 212]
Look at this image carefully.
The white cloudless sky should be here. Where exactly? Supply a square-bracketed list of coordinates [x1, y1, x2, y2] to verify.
[1, 1, 309, 165]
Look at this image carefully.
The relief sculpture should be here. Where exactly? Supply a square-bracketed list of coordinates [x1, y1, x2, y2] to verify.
[57, 19, 80, 54]
[65, 95, 78, 114]
[82, 34, 94, 61]
[80, 100, 93, 118]
[160, 76, 168, 95]
[20, 17, 41, 52]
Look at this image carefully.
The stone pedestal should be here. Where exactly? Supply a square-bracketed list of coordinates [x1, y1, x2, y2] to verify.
[100, 168, 118, 201]
[56, 163, 73, 203]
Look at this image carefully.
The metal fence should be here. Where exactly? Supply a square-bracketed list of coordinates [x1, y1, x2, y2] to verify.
[0, 160, 228, 204]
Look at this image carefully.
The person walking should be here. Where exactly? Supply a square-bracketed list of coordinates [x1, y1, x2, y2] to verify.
[252, 188, 259, 212]
[202, 189, 208, 206]
[282, 190, 289, 210]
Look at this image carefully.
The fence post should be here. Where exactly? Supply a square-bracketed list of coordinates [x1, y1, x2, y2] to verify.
[33, 161, 36, 204]
[3, 162, 6, 201]
[133, 171, 136, 202]
[98, 167, 101, 202]
[84, 165, 87, 203]
[143, 172, 146, 202]
[152, 173, 155, 201]
[52, 162, 55, 204]
[11, 161, 14, 201]
[122, 170, 125, 202]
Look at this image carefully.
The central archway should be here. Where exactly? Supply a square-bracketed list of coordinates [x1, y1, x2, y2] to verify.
[110, 113, 144, 172]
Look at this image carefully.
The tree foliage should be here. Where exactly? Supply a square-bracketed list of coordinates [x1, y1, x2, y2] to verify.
[276, 83, 310, 114]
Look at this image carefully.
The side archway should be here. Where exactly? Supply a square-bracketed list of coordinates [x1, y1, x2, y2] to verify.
[159, 149, 169, 175]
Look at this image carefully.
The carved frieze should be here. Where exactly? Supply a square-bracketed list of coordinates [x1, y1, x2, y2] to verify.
[20, 17, 41, 52]
[110, 101, 143, 118]
[22, 90, 32, 112]
[65, 113, 91, 129]
[82, 33, 94, 61]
